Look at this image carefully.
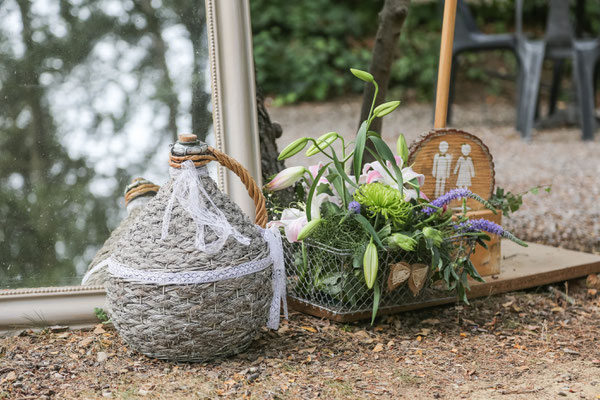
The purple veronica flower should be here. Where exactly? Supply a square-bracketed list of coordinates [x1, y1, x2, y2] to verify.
[455, 218, 527, 246]
[348, 201, 361, 214]
[455, 218, 503, 235]
[422, 188, 492, 214]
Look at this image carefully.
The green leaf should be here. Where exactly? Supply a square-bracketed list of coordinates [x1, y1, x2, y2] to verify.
[531, 187, 539, 195]
[368, 136, 404, 191]
[353, 214, 384, 248]
[350, 68, 374, 83]
[332, 151, 358, 190]
[371, 281, 381, 325]
[328, 171, 350, 208]
[305, 162, 331, 221]
[353, 121, 368, 184]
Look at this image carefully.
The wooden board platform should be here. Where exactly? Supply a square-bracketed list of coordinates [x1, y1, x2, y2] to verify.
[468, 241, 600, 297]
[288, 241, 600, 322]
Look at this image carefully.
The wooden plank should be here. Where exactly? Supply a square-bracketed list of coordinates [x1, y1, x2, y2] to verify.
[468, 241, 600, 297]
[288, 241, 600, 322]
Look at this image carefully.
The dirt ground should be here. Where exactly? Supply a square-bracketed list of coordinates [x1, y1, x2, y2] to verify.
[1, 281, 599, 399]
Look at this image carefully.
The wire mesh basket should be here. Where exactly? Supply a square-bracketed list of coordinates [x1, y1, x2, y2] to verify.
[283, 238, 475, 322]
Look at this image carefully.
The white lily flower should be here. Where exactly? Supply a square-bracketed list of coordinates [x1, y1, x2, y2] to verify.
[361, 156, 425, 201]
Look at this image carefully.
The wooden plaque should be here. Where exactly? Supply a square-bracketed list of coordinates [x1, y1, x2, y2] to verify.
[408, 129, 495, 210]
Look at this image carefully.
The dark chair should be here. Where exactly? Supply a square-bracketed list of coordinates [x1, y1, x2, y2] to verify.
[515, 0, 596, 140]
[573, 38, 600, 140]
[445, 0, 516, 123]
[514, 0, 577, 139]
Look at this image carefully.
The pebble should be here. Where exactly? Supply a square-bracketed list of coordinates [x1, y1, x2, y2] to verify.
[97, 352, 108, 363]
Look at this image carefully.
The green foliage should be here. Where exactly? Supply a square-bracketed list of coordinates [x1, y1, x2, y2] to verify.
[94, 307, 111, 324]
[353, 183, 412, 229]
[490, 185, 551, 218]
[253, 0, 597, 103]
[251, 0, 378, 103]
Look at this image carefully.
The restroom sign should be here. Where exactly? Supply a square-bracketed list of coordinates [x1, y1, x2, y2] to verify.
[408, 129, 495, 210]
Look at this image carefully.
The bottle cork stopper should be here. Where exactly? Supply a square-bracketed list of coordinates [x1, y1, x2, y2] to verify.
[178, 134, 197, 143]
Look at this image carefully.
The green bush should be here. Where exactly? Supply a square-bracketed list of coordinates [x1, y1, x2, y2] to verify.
[251, 0, 379, 104]
[252, 1, 598, 104]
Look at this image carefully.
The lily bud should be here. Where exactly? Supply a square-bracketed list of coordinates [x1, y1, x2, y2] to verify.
[422, 227, 444, 247]
[305, 132, 339, 157]
[373, 101, 401, 118]
[350, 68, 374, 83]
[396, 134, 409, 164]
[265, 166, 307, 191]
[387, 233, 417, 252]
[363, 240, 378, 289]
[297, 218, 324, 241]
[278, 137, 309, 160]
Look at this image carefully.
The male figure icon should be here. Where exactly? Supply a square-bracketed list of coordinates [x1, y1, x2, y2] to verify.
[432, 141, 452, 198]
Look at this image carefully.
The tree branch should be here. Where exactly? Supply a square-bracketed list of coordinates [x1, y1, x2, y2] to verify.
[359, 0, 410, 144]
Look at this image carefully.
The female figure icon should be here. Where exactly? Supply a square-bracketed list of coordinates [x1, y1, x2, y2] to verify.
[454, 144, 475, 189]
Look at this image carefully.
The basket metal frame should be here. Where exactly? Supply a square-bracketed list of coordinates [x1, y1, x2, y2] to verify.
[283, 238, 474, 322]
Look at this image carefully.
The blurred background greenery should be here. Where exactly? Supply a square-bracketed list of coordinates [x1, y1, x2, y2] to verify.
[252, 0, 600, 104]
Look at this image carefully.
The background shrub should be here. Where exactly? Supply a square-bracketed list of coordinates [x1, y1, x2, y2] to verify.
[251, 0, 600, 104]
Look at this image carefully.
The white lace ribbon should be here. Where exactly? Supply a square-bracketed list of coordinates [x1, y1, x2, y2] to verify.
[161, 160, 250, 254]
[83, 227, 288, 330]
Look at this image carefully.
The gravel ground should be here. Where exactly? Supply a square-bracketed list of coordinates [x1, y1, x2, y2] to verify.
[267, 97, 600, 254]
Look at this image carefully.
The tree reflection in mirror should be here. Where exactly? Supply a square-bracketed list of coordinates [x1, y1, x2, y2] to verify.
[0, 0, 212, 289]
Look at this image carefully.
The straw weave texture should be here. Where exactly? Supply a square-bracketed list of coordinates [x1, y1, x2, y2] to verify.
[107, 174, 272, 361]
[84, 199, 149, 286]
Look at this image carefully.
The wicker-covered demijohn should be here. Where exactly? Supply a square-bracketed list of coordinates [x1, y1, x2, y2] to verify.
[82, 178, 160, 286]
[104, 134, 286, 361]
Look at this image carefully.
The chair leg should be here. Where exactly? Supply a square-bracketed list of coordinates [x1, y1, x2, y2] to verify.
[447, 56, 459, 125]
[573, 40, 599, 141]
[548, 59, 564, 116]
[516, 39, 545, 140]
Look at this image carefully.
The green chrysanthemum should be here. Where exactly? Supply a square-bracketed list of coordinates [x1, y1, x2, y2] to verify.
[353, 183, 412, 228]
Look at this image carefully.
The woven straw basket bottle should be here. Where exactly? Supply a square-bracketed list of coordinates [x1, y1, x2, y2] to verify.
[105, 134, 286, 362]
[82, 178, 160, 286]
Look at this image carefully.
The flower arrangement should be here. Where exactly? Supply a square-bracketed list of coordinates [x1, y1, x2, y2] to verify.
[266, 69, 526, 322]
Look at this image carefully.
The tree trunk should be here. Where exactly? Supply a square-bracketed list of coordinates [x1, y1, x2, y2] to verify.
[136, 0, 180, 141]
[359, 0, 410, 153]
[176, 0, 212, 141]
[256, 85, 295, 207]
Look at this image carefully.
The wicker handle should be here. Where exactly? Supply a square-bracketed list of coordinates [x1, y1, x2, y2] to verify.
[169, 146, 268, 228]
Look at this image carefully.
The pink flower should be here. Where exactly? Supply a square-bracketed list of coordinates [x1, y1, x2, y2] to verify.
[361, 159, 425, 201]
[267, 208, 308, 242]
[307, 162, 329, 186]
[267, 194, 339, 242]
[266, 166, 307, 191]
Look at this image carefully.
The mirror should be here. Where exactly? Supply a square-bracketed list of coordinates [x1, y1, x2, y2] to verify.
[0, 0, 214, 289]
